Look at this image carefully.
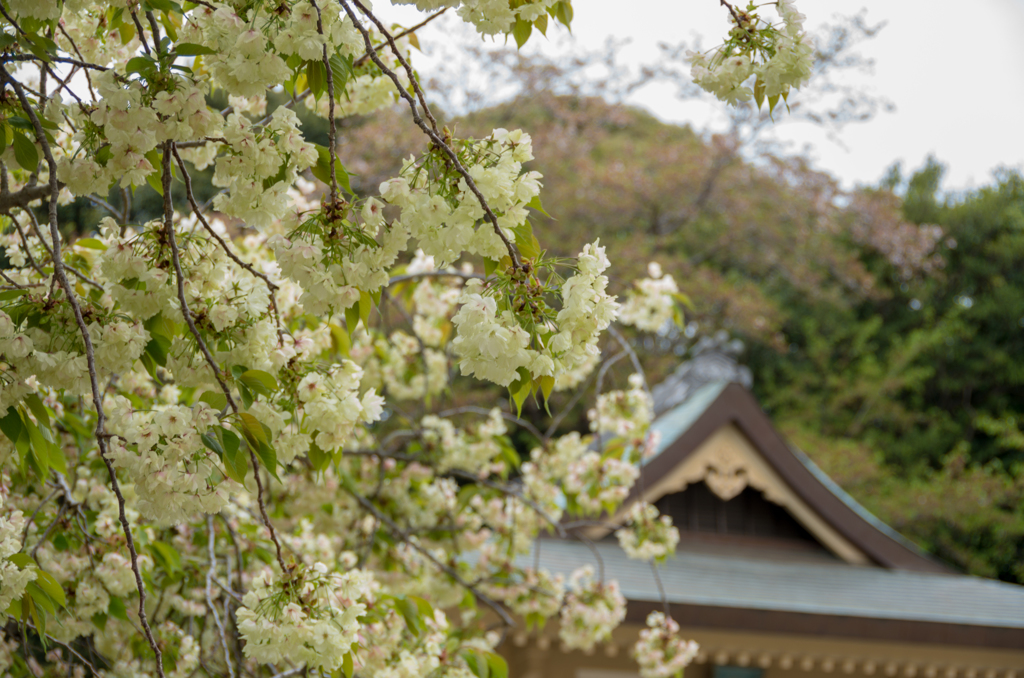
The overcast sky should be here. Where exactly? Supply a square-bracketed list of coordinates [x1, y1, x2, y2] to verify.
[384, 0, 1024, 192]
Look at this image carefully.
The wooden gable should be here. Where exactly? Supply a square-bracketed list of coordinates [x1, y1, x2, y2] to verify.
[601, 382, 948, 573]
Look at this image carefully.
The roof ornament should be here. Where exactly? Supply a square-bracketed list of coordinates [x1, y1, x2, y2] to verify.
[651, 330, 753, 415]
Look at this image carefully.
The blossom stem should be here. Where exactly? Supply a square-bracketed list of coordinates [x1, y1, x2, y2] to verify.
[309, 0, 339, 206]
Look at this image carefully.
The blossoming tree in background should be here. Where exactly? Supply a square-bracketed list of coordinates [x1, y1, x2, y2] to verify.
[0, 0, 810, 675]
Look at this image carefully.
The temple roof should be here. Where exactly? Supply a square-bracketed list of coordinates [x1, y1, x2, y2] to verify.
[531, 537, 1024, 629]
[607, 380, 949, 572]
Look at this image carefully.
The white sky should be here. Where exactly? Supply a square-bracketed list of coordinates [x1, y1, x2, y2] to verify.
[384, 0, 1024, 192]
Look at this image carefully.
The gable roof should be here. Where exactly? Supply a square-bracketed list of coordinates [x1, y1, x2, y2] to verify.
[619, 381, 949, 573]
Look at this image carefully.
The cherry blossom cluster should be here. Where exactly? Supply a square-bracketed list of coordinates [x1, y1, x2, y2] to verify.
[634, 612, 700, 678]
[0, 496, 35, 612]
[688, 0, 813, 107]
[559, 566, 627, 651]
[452, 240, 618, 387]
[618, 262, 681, 332]
[589, 373, 655, 441]
[237, 563, 373, 671]
[392, 0, 560, 36]
[617, 502, 681, 563]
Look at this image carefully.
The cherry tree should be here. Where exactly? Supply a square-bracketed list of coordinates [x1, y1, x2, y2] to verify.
[0, 0, 811, 676]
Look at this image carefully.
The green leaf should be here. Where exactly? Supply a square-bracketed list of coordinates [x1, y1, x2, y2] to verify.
[485, 652, 508, 678]
[309, 144, 352, 194]
[0, 289, 27, 302]
[11, 130, 38, 172]
[201, 431, 224, 457]
[149, 540, 182, 574]
[554, 1, 573, 30]
[218, 428, 248, 484]
[537, 374, 555, 411]
[753, 77, 766, 110]
[311, 144, 333, 185]
[27, 581, 56, 615]
[509, 367, 532, 418]
[238, 383, 254, 410]
[306, 59, 326, 100]
[144, 333, 171, 367]
[533, 13, 548, 35]
[461, 649, 489, 678]
[74, 237, 108, 251]
[328, 52, 354, 93]
[240, 370, 278, 397]
[144, 0, 183, 14]
[359, 289, 373, 329]
[8, 553, 34, 569]
[24, 417, 51, 479]
[308, 438, 330, 473]
[255, 440, 279, 481]
[237, 412, 268, 447]
[145, 149, 163, 196]
[396, 597, 425, 636]
[671, 291, 694, 310]
[45, 437, 66, 475]
[26, 594, 45, 640]
[483, 258, 499, 277]
[34, 571, 66, 608]
[526, 195, 553, 219]
[329, 323, 351, 357]
[342, 652, 354, 678]
[126, 55, 157, 77]
[0, 407, 25, 448]
[199, 391, 228, 410]
[24, 393, 49, 430]
[767, 93, 781, 115]
[174, 42, 215, 56]
[511, 18, 532, 49]
[513, 221, 541, 260]
[345, 301, 360, 333]
[107, 596, 129, 621]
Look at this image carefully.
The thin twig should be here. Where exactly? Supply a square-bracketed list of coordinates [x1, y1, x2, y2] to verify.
[347, 488, 516, 628]
[336, 0, 523, 271]
[206, 515, 236, 678]
[0, 54, 109, 71]
[20, 487, 60, 547]
[436, 405, 544, 442]
[352, 8, 449, 68]
[386, 270, 484, 286]
[310, 0, 339, 206]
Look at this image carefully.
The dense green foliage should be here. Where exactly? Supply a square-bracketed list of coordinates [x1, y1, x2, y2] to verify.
[752, 164, 1024, 582]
